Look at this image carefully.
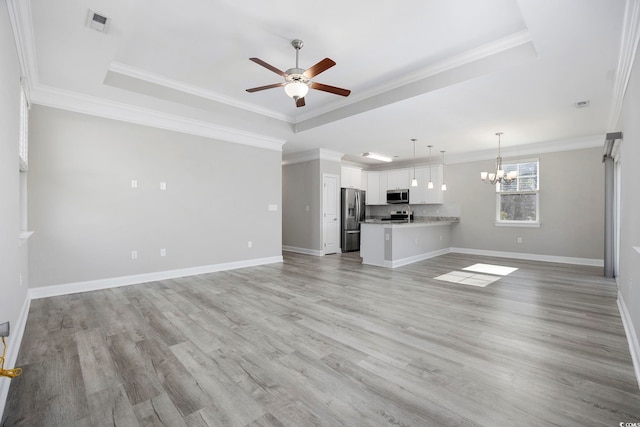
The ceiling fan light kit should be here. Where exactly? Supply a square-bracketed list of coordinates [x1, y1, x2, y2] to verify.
[246, 39, 351, 108]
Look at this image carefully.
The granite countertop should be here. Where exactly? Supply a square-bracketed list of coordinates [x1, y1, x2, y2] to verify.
[362, 216, 459, 225]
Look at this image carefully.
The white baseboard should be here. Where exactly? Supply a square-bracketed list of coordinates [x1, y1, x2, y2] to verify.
[385, 248, 451, 268]
[282, 245, 324, 256]
[450, 247, 604, 267]
[0, 295, 31, 422]
[618, 292, 640, 390]
[28, 256, 283, 300]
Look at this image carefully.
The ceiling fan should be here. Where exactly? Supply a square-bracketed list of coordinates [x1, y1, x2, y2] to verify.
[246, 39, 351, 107]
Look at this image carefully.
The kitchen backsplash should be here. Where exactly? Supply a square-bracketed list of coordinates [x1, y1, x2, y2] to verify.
[367, 203, 461, 218]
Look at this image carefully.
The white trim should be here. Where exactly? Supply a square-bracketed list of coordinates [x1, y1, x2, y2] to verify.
[618, 291, 640, 390]
[5, 0, 39, 93]
[608, 0, 640, 130]
[282, 148, 344, 165]
[28, 256, 283, 300]
[108, 61, 292, 123]
[450, 247, 604, 267]
[385, 248, 451, 268]
[18, 231, 34, 239]
[0, 296, 31, 422]
[30, 85, 286, 152]
[282, 245, 325, 256]
[294, 30, 533, 123]
[494, 222, 541, 228]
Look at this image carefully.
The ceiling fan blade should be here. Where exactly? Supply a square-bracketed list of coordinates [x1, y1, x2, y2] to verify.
[246, 82, 285, 93]
[249, 58, 287, 77]
[310, 82, 351, 97]
[296, 97, 306, 108]
[303, 58, 336, 78]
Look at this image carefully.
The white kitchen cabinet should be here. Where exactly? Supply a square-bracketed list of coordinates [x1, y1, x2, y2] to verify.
[386, 169, 410, 190]
[364, 171, 387, 205]
[341, 166, 362, 189]
[409, 164, 443, 204]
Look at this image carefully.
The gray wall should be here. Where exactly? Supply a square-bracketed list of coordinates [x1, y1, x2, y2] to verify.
[28, 106, 282, 287]
[282, 158, 341, 253]
[445, 147, 604, 260]
[617, 40, 640, 364]
[0, 1, 29, 412]
[282, 160, 320, 251]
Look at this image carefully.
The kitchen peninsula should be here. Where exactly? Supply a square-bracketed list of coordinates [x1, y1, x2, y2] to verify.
[360, 218, 459, 268]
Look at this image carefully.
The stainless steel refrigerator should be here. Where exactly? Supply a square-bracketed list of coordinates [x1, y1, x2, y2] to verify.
[341, 188, 366, 252]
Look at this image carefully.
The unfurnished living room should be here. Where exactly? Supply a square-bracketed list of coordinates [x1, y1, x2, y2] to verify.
[2, 0, 640, 426]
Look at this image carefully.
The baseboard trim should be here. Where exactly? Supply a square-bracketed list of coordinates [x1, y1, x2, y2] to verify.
[385, 248, 452, 268]
[450, 247, 604, 267]
[282, 246, 324, 256]
[28, 256, 283, 300]
[0, 295, 31, 422]
[618, 291, 640, 390]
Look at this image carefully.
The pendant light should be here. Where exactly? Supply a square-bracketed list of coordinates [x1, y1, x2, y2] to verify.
[427, 145, 434, 189]
[440, 150, 447, 191]
[411, 138, 418, 187]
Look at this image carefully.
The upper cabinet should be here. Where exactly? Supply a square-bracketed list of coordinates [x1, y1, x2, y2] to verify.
[386, 169, 410, 190]
[409, 164, 444, 204]
[341, 166, 363, 189]
[364, 171, 386, 205]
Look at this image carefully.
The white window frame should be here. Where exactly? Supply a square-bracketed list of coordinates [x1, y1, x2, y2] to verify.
[495, 157, 540, 227]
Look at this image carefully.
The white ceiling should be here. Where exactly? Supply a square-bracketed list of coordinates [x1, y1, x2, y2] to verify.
[13, 0, 628, 165]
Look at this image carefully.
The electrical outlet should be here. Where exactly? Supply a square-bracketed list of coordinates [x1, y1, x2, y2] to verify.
[131, 179, 138, 189]
[0, 322, 9, 338]
[160, 248, 166, 257]
[517, 237, 523, 244]
[248, 241, 253, 248]
[160, 181, 167, 190]
[131, 250, 138, 259]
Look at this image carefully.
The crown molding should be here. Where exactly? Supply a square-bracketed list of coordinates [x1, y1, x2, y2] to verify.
[294, 30, 534, 124]
[6, 0, 39, 96]
[608, 0, 640, 130]
[282, 148, 344, 165]
[108, 61, 293, 123]
[30, 85, 286, 151]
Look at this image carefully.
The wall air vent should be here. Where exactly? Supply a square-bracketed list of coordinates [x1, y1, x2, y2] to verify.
[574, 100, 590, 108]
[86, 9, 110, 33]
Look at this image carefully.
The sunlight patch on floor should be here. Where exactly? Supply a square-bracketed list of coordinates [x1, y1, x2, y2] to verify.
[462, 263, 518, 276]
[435, 263, 518, 287]
[434, 271, 501, 287]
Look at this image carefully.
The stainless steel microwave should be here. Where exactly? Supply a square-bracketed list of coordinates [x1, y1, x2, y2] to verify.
[386, 189, 409, 204]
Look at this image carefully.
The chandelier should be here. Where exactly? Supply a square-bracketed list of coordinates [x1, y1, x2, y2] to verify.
[480, 132, 517, 184]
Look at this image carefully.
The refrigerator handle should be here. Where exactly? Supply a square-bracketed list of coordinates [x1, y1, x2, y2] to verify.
[355, 191, 360, 223]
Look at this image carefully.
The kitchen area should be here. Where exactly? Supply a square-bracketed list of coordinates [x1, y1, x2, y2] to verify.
[340, 165, 460, 268]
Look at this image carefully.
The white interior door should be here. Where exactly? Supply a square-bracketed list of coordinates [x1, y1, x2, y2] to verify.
[323, 174, 339, 254]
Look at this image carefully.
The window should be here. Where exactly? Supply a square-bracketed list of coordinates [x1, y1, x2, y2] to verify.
[495, 158, 539, 226]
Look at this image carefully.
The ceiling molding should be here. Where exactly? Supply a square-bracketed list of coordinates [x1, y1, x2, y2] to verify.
[6, 0, 39, 96]
[282, 148, 344, 165]
[608, 0, 640, 130]
[108, 61, 293, 123]
[30, 85, 286, 151]
[293, 30, 534, 124]
[294, 36, 538, 133]
[444, 134, 605, 165]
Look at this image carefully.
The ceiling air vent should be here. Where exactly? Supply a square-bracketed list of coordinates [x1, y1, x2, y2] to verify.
[86, 9, 110, 33]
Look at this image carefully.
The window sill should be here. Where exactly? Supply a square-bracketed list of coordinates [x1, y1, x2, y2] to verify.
[494, 222, 540, 228]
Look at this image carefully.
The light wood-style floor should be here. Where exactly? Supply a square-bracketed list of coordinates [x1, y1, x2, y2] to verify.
[3, 252, 640, 426]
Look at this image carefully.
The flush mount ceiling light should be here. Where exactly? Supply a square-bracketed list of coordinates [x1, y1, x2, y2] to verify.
[480, 132, 517, 185]
[362, 152, 393, 162]
[411, 139, 418, 187]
